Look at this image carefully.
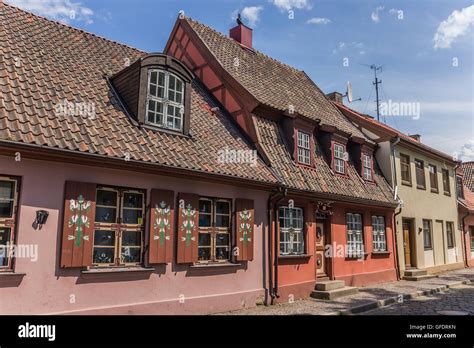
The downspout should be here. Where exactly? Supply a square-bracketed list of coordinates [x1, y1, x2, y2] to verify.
[391, 136, 402, 279]
[266, 187, 283, 305]
[270, 188, 287, 304]
[461, 211, 470, 268]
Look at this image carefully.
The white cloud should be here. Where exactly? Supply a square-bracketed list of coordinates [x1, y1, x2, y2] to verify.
[271, 0, 312, 11]
[458, 139, 474, 161]
[333, 41, 365, 55]
[371, 6, 384, 23]
[5, 0, 94, 24]
[306, 17, 331, 25]
[433, 5, 474, 49]
[241, 6, 264, 26]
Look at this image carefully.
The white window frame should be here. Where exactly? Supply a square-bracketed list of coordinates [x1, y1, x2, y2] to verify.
[362, 153, 373, 181]
[145, 69, 185, 131]
[347, 213, 364, 256]
[279, 206, 304, 255]
[372, 215, 386, 251]
[297, 131, 311, 165]
[334, 143, 345, 174]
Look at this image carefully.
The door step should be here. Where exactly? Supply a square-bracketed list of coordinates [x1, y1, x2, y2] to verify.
[311, 280, 358, 300]
[402, 269, 438, 281]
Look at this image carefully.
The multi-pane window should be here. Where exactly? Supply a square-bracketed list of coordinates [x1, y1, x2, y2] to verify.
[0, 177, 19, 269]
[93, 187, 144, 266]
[334, 143, 345, 174]
[456, 176, 464, 199]
[146, 70, 185, 131]
[446, 222, 454, 249]
[470, 227, 474, 251]
[198, 198, 231, 263]
[362, 153, 373, 181]
[372, 216, 386, 251]
[429, 164, 438, 192]
[347, 213, 364, 256]
[442, 169, 450, 194]
[423, 219, 432, 250]
[297, 131, 311, 165]
[415, 159, 425, 189]
[400, 153, 411, 184]
[279, 206, 304, 255]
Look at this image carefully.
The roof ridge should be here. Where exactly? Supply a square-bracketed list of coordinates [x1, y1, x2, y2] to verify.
[184, 16, 304, 74]
[2, 1, 146, 54]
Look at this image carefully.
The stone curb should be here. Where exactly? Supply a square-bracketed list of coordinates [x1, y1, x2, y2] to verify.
[325, 279, 472, 316]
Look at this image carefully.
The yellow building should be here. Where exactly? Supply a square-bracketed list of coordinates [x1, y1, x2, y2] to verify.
[334, 99, 463, 278]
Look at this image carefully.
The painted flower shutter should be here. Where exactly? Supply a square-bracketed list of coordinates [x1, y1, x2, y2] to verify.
[148, 189, 175, 264]
[176, 193, 199, 264]
[60, 181, 96, 268]
[235, 198, 254, 261]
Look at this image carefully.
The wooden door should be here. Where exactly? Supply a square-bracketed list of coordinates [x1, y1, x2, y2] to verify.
[403, 222, 411, 267]
[315, 222, 326, 277]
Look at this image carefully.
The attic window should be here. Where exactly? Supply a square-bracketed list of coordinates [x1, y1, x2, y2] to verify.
[334, 143, 345, 174]
[297, 131, 311, 165]
[145, 70, 185, 131]
[362, 153, 373, 181]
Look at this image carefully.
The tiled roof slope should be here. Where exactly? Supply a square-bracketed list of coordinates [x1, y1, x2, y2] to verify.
[462, 162, 474, 192]
[185, 17, 366, 138]
[335, 102, 456, 163]
[254, 115, 397, 205]
[0, 3, 276, 184]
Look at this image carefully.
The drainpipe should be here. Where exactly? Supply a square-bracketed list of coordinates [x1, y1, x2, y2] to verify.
[269, 188, 287, 304]
[461, 211, 470, 268]
[267, 186, 286, 304]
[391, 136, 402, 279]
[266, 188, 282, 305]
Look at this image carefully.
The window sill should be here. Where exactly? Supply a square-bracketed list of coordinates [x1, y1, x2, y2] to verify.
[431, 189, 439, 194]
[0, 271, 26, 278]
[401, 181, 412, 187]
[444, 192, 451, 197]
[190, 263, 242, 269]
[81, 266, 155, 274]
[416, 185, 426, 190]
[372, 251, 391, 256]
[279, 254, 311, 260]
[141, 124, 190, 138]
[345, 252, 369, 259]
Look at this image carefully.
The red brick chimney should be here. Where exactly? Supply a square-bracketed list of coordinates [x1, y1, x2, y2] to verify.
[230, 15, 253, 48]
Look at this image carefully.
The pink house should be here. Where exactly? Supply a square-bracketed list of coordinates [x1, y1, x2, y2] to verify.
[0, 3, 277, 314]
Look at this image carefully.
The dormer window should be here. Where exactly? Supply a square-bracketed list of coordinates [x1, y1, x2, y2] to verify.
[297, 131, 311, 165]
[146, 70, 185, 131]
[362, 153, 373, 181]
[334, 143, 345, 174]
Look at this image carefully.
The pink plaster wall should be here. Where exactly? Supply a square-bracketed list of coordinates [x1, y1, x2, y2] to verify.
[0, 155, 269, 314]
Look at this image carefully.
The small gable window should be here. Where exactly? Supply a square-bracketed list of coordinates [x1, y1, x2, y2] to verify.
[334, 143, 345, 174]
[297, 131, 311, 165]
[362, 153, 373, 181]
[146, 70, 185, 131]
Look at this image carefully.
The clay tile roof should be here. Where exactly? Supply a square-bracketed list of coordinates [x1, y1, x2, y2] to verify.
[0, 3, 277, 184]
[184, 17, 366, 138]
[254, 115, 397, 205]
[462, 162, 474, 192]
[335, 101, 456, 163]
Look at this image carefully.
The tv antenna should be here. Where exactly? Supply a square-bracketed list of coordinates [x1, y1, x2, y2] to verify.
[369, 65, 383, 121]
[342, 81, 361, 103]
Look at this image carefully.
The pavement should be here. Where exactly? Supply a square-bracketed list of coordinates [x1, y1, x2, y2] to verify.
[218, 267, 474, 315]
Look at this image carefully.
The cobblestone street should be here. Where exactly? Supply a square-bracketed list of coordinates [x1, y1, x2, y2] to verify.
[219, 268, 474, 315]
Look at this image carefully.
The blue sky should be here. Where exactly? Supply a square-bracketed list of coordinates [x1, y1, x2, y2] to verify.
[6, 0, 474, 160]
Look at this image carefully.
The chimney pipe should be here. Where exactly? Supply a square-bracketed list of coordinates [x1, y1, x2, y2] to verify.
[409, 134, 421, 142]
[230, 14, 253, 48]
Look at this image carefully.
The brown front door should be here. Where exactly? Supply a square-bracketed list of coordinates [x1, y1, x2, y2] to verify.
[315, 222, 326, 277]
[403, 221, 411, 267]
